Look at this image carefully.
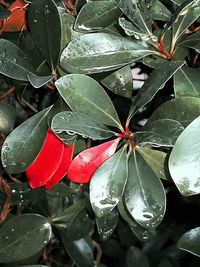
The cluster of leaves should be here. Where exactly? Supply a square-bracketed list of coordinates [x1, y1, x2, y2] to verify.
[1, 0, 200, 266]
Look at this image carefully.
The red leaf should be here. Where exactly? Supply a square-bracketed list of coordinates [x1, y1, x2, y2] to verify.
[68, 138, 121, 183]
[44, 144, 74, 190]
[0, 0, 27, 33]
[26, 129, 64, 189]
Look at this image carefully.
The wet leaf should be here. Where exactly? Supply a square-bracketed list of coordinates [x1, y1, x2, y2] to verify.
[0, 39, 36, 81]
[61, 236, 95, 267]
[128, 61, 185, 119]
[124, 152, 166, 229]
[102, 65, 133, 98]
[60, 33, 157, 74]
[118, 200, 156, 241]
[0, 214, 52, 263]
[169, 116, 200, 196]
[68, 138, 121, 183]
[1, 109, 50, 174]
[28, 0, 61, 72]
[115, 0, 156, 41]
[96, 208, 118, 241]
[145, 97, 200, 128]
[178, 227, 200, 257]
[137, 119, 184, 147]
[136, 147, 166, 180]
[90, 146, 128, 217]
[55, 74, 122, 129]
[74, 0, 122, 32]
[152, 0, 171, 21]
[27, 74, 53, 89]
[52, 111, 115, 141]
[174, 66, 200, 97]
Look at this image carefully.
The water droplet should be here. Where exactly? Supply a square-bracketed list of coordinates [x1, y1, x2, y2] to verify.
[143, 212, 153, 219]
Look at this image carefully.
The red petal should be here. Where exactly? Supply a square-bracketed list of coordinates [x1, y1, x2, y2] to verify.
[44, 144, 74, 190]
[26, 129, 64, 189]
[68, 138, 121, 183]
[1, 0, 27, 33]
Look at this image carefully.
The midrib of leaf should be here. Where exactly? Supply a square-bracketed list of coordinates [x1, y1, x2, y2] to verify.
[133, 151, 150, 211]
[79, 4, 119, 26]
[45, 5, 54, 73]
[180, 68, 199, 96]
[9, 59, 34, 77]
[0, 221, 50, 254]
[136, 7, 152, 36]
[137, 147, 163, 174]
[57, 124, 114, 134]
[59, 87, 122, 130]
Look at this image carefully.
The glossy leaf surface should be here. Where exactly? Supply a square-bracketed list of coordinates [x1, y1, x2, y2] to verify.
[28, 0, 61, 72]
[1, 109, 50, 174]
[90, 146, 128, 217]
[0, 39, 35, 81]
[174, 66, 200, 97]
[45, 144, 74, 190]
[138, 119, 184, 146]
[125, 152, 166, 229]
[102, 65, 133, 98]
[96, 208, 118, 241]
[178, 227, 200, 257]
[26, 129, 64, 188]
[115, 0, 156, 41]
[128, 61, 185, 119]
[136, 147, 166, 180]
[55, 74, 122, 129]
[68, 138, 121, 183]
[179, 31, 200, 52]
[61, 237, 95, 267]
[74, 0, 122, 32]
[60, 33, 157, 74]
[51, 111, 115, 140]
[0, 214, 52, 263]
[169, 116, 200, 196]
[146, 97, 200, 127]
[0, 94, 16, 135]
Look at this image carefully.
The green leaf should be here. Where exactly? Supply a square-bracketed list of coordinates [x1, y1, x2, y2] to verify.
[74, 0, 122, 32]
[164, 0, 197, 33]
[178, 227, 200, 257]
[53, 200, 93, 241]
[126, 246, 149, 267]
[102, 66, 133, 98]
[96, 208, 118, 241]
[55, 74, 122, 129]
[152, 0, 172, 21]
[52, 111, 115, 140]
[0, 39, 36, 81]
[171, 1, 200, 46]
[179, 31, 200, 53]
[90, 146, 128, 217]
[27, 73, 53, 89]
[61, 237, 95, 267]
[145, 97, 200, 128]
[118, 200, 156, 241]
[0, 214, 52, 263]
[128, 60, 185, 120]
[174, 66, 200, 97]
[137, 119, 184, 147]
[60, 33, 157, 74]
[60, 13, 81, 51]
[136, 147, 167, 180]
[28, 0, 61, 72]
[0, 95, 16, 136]
[1, 109, 50, 174]
[115, 0, 157, 41]
[124, 152, 166, 229]
[169, 116, 200, 196]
